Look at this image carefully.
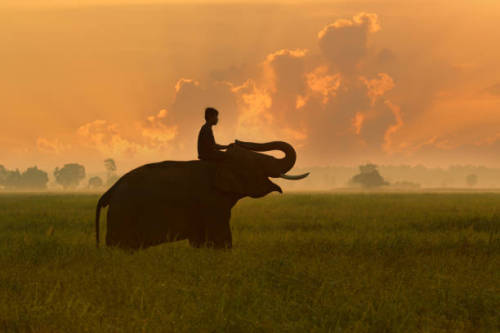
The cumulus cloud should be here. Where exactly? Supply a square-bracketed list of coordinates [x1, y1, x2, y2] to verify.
[38, 12, 402, 168]
[305, 66, 341, 105]
[382, 101, 404, 153]
[262, 49, 308, 93]
[361, 73, 395, 105]
[70, 78, 240, 160]
[259, 49, 310, 134]
[224, 13, 401, 165]
[140, 109, 177, 148]
[175, 78, 199, 93]
[130, 12, 401, 165]
[36, 137, 70, 153]
[230, 79, 274, 140]
[29, 9, 499, 169]
[4, 1, 500, 172]
[318, 13, 380, 74]
[77, 120, 140, 156]
[74, 111, 177, 160]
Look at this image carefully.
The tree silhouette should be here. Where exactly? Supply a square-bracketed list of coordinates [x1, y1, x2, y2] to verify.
[104, 158, 119, 186]
[350, 163, 389, 188]
[20, 166, 48, 189]
[0, 168, 21, 189]
[54, 163, 86, 189]
[0, 165, 48, 190]
[88, 176, 104, 189]
[0, 165, 7, 186]
[104, 158, 117, 173]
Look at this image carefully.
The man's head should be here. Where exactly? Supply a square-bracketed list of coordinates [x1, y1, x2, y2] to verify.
[205, 107, 219, 125]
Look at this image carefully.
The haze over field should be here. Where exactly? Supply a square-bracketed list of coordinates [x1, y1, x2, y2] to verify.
[2, 0, 500, 172]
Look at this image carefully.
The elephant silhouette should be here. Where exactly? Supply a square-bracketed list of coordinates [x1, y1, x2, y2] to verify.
[95, 140, 309, 250]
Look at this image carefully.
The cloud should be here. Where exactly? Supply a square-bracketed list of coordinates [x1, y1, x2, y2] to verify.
[75, 111, 177, 159]
[36, 137, 70, 154]
[318, 13, 380, 73]
[39, 12, 403, 167]
[72, 78, 240, 160]
[13, 6, 500, 170]
[230, 79, 274, 140]
[361, 73, 395, 105]
[259, 49, 310, 133]
[170, 14, 400, 165]
[77, 120, 140, 156]
[140, 109, 178, 148]
[305, 66, 341, 105]
[382, 101, 404, 153]
[175, 78, 199, 93]
[244, 15, 398, 165]
[262, 49, 309, 93]
[375, 48, 397, 66]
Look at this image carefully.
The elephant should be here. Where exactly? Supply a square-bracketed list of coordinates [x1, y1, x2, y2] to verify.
[95, 140, 309, 250]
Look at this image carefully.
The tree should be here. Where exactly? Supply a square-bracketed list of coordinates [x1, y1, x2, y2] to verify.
[88, 176, 104, 189]
[0, 168, 21, 189]
[0, 165, 7, 186]
[104, 158, 119, 186]
[350, 163, 389, 188]
[54, 163, 86, 189]
[466, 174, 478, 187]
[104, 158, 117, 173]
[0, 165, 48, 190]
[20, 166, 49, 189]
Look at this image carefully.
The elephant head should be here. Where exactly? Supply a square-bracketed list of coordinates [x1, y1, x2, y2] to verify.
[214, 140, 309, 198]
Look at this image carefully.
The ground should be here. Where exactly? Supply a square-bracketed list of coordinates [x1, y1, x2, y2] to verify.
[0, 192, 498, 332]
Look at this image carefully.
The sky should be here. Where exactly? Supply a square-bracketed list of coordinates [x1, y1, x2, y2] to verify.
[2, 0, 500, 173]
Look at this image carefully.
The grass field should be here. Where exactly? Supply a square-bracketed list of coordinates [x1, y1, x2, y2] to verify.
[0, 192, 498, 332]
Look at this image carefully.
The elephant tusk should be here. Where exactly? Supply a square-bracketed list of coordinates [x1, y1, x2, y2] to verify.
[279, 172, 310, 180]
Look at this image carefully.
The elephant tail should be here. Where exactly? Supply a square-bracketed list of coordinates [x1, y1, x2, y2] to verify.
[95, 188, 113, 248]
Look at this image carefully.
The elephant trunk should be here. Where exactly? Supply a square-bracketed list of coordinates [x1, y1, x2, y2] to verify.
[235, 140, 296, 175]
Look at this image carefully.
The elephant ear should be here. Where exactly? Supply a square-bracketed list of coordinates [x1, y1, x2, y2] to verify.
[214, 146, 282, 198]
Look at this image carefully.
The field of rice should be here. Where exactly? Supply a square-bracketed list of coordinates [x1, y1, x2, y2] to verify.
[0, 192, 498, 332]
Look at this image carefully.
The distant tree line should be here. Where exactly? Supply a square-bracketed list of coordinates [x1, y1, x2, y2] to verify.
[0, 158, 118, 191]
[0, 165, 49, 190]
[1, 159, 496, 191]
[281, 164, 496, 190]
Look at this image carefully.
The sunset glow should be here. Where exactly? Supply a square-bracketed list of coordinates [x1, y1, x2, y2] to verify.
[2, 0, 500, 172]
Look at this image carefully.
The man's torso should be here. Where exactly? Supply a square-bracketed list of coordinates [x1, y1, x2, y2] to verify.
[197, 123, 216, 160]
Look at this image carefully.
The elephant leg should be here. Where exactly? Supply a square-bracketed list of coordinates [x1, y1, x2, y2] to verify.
[188, 223, 205, 248]
[106, 204, 142, 250]
[187, 205, 206, 248]
[204, 208, 232, 249]
[187, 199, 233, 249]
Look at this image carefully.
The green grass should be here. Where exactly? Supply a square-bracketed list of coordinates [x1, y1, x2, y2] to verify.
[0, 192, 499, 332]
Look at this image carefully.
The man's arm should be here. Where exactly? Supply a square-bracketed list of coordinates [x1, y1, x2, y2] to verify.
[207, 126, 228, 150]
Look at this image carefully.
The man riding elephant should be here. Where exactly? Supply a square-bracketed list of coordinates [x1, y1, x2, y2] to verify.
[95, 106, 310, 250]
[197, 107, 230, 162]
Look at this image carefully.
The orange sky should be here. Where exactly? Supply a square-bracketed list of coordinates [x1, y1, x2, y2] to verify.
[2, 0, 500, 173]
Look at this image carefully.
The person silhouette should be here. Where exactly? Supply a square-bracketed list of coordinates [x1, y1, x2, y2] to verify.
[197, 107, 229, 161]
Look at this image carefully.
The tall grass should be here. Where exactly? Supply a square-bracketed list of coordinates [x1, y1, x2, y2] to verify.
[0, 193, 498, 332]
